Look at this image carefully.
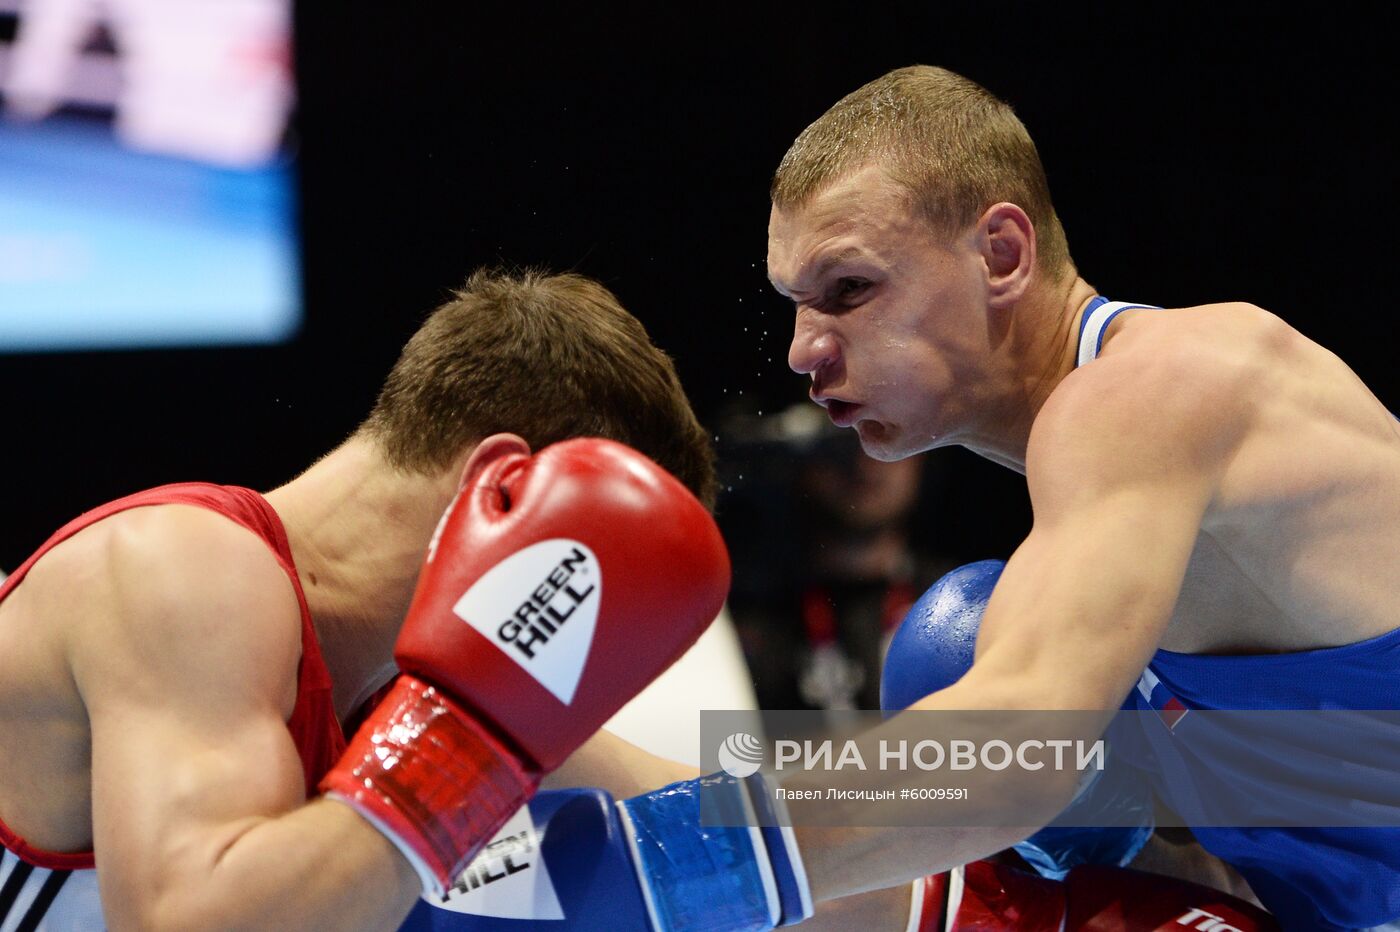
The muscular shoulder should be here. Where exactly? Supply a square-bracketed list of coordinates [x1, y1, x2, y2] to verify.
[1028, 303, 1278, 504]
[1102, 301, 1303, 395]
[69, 505, 303, 718]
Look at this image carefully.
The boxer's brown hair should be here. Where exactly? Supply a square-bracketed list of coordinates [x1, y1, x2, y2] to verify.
[771, 65, 1071, 278]
[359, 268, 717, 508]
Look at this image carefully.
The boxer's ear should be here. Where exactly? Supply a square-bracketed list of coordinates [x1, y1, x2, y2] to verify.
[456, 434, 530, 490]
[978, 202, 1035, 309]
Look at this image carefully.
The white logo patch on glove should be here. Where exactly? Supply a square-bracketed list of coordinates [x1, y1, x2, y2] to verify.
[453, 538, 601, 704]
[430, 804, 565, 919]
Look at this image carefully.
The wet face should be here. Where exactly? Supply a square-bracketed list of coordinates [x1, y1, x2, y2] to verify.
[767, 165, 992, 461]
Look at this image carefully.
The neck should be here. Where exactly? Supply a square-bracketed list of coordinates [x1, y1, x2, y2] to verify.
[264, 437, 459, 721]
[961, 273, 1098, 472]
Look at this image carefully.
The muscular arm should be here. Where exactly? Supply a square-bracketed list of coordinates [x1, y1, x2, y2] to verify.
[74, 507, 417, 931]
[795, 348, 1249, 902]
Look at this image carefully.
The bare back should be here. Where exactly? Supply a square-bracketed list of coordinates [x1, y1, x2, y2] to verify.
[1096, 303, 1400, 655]
[0, 521, 101, 852]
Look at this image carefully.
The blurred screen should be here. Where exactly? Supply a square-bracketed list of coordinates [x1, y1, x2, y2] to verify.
[0, 0, 300, 352]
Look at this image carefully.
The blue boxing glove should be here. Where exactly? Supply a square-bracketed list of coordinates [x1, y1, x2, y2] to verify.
[880, 560, 1154, 880]
[879, 559, 1004, 710]
[399, 788, 652, 932]
[400, 781, 810, 932]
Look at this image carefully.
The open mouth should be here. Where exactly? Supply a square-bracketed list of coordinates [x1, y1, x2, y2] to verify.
[825, 399, 862, 427]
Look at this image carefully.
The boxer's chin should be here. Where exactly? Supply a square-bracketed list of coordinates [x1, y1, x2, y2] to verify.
[855, 419, 914, 462]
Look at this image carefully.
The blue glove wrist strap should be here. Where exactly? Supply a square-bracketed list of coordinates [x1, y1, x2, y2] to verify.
[618, 774, 779, 932]
[743, 774, 813, 926]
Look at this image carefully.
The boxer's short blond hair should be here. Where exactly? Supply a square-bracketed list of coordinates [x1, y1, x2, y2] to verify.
[360, 268, 716, 508]
[771, 65, 1071, 278]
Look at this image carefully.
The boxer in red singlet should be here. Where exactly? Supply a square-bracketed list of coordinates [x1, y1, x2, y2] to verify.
[0, 268, 718, 930]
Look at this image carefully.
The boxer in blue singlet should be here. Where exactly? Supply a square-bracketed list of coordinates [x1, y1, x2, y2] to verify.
[755, 65, 1400, 931]
[443, 65, 1398, 932]
[1077, 298, 1400, 931]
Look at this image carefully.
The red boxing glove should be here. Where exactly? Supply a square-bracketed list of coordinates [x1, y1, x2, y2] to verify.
[910, 860, 1277, 932]
[1062, 865, 1277, 932]
[321, 438, 730, 895]
[949, 861, 1067, 931]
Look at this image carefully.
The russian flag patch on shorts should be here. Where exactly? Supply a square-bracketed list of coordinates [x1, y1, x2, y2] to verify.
[1136, 667, 1190, 732]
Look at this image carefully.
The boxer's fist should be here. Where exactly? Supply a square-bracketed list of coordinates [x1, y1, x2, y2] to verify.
[323, 439, 730, 896]
[399, 789, 652, 932]
[880, 559, 1003, 714]
[403, 780, 806, 932]
[396, 438, 729, 766]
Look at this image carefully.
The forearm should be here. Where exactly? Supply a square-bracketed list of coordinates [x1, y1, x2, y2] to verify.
[795, 824, 1022, 904]
[543, 728, 699, 797]
[802, 882, 914, 931]
[131, 798, 419, 932]
[788, 673, 1100, 902]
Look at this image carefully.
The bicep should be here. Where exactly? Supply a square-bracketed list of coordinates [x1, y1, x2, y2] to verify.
[971, 484, 1207, 709]
[75, 511, 308, 923]
[90, 695, 306, 914]
[962, 360, 1239, 710]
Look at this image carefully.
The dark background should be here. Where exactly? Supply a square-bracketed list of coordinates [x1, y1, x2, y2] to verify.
[3, 5, 1394, 572]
